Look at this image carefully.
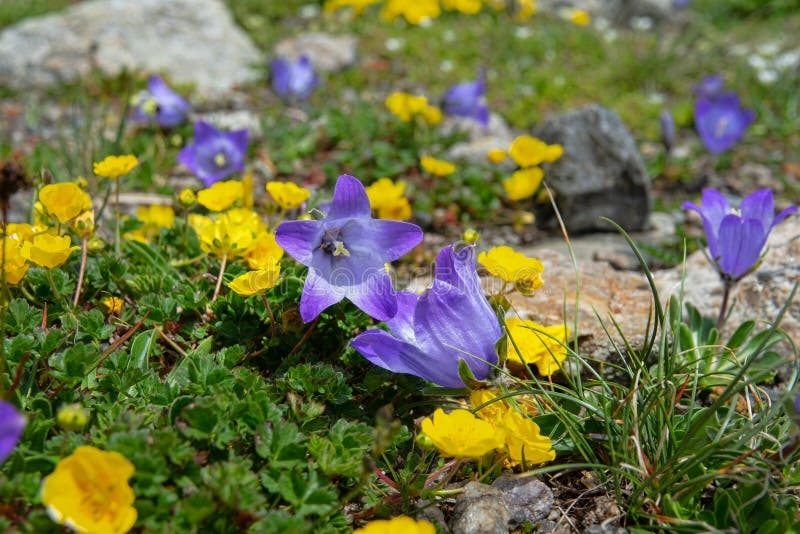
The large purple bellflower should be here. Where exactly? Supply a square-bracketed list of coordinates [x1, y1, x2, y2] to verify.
[0, 400, 26, 464]
[131, 75, 191, 128]
[177, 120, 248, 187]
[441, 73, 489, 127]
[351, 244, 502, 388]
[694, 93, 755, 154]
[270, 55, 320, 103]
[682, 188, 796, 280]
[275, 174, 422, 322]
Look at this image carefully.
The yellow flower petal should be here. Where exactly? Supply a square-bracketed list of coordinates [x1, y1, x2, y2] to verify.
[355, 516, 436, 534]
[487, 148, 507, 164]
[377, 197, 412, 221]
[93, 155, 139, 179]
[1, 238, 29, 285]
[477, 246, 544, 292]
[503, 167, 544, 201]
[178, 188, 197, 207]
[505, 318, 569, 375]
[420, 408, 505, 458]
[366, 178, 406, 211]
[420, 156, 456, 177]
[266, 181, 311, 210]
[38, 183, 92, 224]
[245, 231, 285, 270]
[20, 234, 79, 269]
[385, 92, 429, 122]
[102, 296, 124, 315]
[41, 445, 137, 534]
[508, 135, 563, 168]
[501, 409, 555, 466]
[197, 180, 244, 212]
[569, 9, 591, 26]
[227, 264, 281, 297]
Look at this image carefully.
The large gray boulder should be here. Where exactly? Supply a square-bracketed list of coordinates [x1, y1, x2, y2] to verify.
[0, 0, 262, 99]
[532, 104, 652, 233]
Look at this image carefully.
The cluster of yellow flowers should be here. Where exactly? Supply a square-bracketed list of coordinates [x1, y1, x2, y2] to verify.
[478, 245, 544, 294]
[488, 135, 564, 201]
[365, 177, 413, 220]
[420, 388, 555, 465]
[325, 0, 537, 24]
[385, 92, 442, 125]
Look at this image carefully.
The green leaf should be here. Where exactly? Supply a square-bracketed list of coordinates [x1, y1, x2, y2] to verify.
[128, 329, 156, 372]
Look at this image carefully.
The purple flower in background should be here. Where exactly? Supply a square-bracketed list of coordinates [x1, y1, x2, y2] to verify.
[270, 55, 320, 102]
[694, 93, 755, 154]
[660, 109, 676, 154]
[441, 73, 489, 127]
[131, 75, 191, 128]
[673, 0, 692, 7]
[682, 188, 796, 280]
[351, 244, 502, 388]
[0, 400, 26, 464]
[177, 120, 248, 186]
[275, 174, 422, 322]
[693, 74, 725, 99]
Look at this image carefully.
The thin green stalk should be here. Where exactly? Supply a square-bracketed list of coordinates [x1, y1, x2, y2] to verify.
[114, 178, 120, 256]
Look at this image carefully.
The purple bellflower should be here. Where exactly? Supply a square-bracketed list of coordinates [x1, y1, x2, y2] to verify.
[682, 188, 796, 280]
[177, 120, 248, 187]
[275, 174, 422, 323]
[673, 0, 692, 8]
[131, 75, 191, 128]
[693, 74, 725, 100]
[350, 244, 503, 388]
[270, 55, 320, 103]
[694, 93, 755, 154]
[0, 400, 26, 464]
[441, 73, 489, 127]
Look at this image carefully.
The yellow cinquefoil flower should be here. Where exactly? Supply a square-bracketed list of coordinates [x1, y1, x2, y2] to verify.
[197, 180, 244, 212]
[508, 135, 563, 168]
[420, 408, 505, 458]
[366, 178, 405, 211]
[266, 181, 311, 210]
[178, 188, 197, 207]
[2, 239, 29, 285]
[487, 148, 507, 164]
[38, 183, 92, 223]
[385, 92, 441, 125]
[125, 205, 175, 243]
[199, 218, 256, 259]
[41, 446, 137, 534]
[102, 296, 124, 315]
[515, 0, 536, 20]
[93, 155, 139, 179]
[477, 245, 544, 293]
[21, 234, 79, 269]
[3, 223, 36, 242]
[501, 409, 555, 465]
[324, 0, 381, 15]
[227, 264, 281, 297]
[188, 214, 213, 235]
[503, 167, 545, 201]
[442, 0, 482, 14]
[355, 516, 435, 534]
[381, 0, 441, 24]
[505, 318, 569, 375]
[221, 208, 266, 234]
[377, 197, 412, 221]
[569, 9, 591, 26]
[420, 156, 456, 177]
[470, 388, 510, 425]
[246, 231, 284, 270]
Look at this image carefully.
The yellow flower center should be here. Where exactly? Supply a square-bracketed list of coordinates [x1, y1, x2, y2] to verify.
[214, 153, 227, 167]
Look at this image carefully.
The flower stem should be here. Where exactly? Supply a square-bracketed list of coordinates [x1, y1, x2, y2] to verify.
[114, 179, 120, 256]
[260, 293, 276, 335]
[0, 206, 7, 398]
[716, 278, 734, 330]
[211, 254, 228, 303]
[73, 237, 88, 307]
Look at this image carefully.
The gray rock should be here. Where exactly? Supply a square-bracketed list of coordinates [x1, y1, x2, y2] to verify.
[0, 0, 261, 99]
[584, 525, 629, 534]
[452, 482, 509, 534]
[492, 475, 554, 527]
[532, 104, 651, 233]
[416, 500, 451, 533]
[274, 32, 358, 72]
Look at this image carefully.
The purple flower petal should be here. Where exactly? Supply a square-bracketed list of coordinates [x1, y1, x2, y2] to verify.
[694, 93, 755, 154]
[178, 121, 249, 186]
[299, 269, 346, 322]
[693, 74, 724, 99]
[275, 220, 323, 266]
[660, 109, 676, 153]
[342, 219, 422, 262]
[740, 189, 774, 230]
[716, 214, 767, 279]
[774, 205, 798, 227]
[326, 174, 372, 219]
[0, 400, 26, 464]
[271, 55, 319, 102]
[385, 291, 419, 343]
[442, 74, 489, 127]
[345, 272, 398, 322]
